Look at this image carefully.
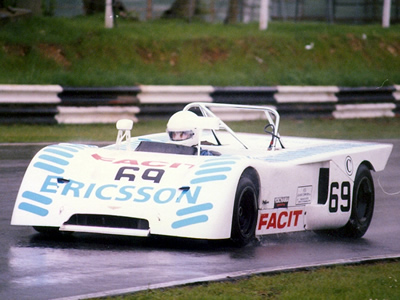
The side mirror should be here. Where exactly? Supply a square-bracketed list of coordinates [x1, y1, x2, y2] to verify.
[116, 119, 133, 131]
[116, 119, 134, 150]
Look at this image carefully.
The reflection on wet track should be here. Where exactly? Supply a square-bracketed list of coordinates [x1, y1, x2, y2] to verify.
[1, 142, 399, 300]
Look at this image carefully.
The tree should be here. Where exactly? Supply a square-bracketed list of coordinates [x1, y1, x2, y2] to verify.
[163, 0, 243, 24]
[146, 0, 152, 20]
[225, 0, 241, 24]
[162, 0, 201, 21]
[83, 0, 104, 15]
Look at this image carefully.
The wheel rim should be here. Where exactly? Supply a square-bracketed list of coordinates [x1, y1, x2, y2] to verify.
[238, 187, 256, 236]
[356, 177, 373, 223]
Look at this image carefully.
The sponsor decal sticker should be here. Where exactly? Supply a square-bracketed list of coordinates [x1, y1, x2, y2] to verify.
[296, 185, 312, 205]
[257, 208, 304, 234]
[345, 156, 353, 176]
[274, 196, 289, 208]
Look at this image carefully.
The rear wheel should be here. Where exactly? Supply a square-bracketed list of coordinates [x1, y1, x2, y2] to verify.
[230, 174, 258, 246]
[318, 164, 375, 238]
[337, 164, 375, 238]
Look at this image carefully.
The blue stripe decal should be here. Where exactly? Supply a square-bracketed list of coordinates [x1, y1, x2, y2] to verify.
[38, 154, 69, 166]
[171, 215, 208, 229]
[44, 148, 74, 158]
[190, 175, 227, 184]
[18, 202, 49, 216]
[33, 162, 64, 174]
[60, 143, 89, 150]
[195, 167, 232, 175]
[204, 156, 241, 162]
[50, 145, 80, 153]
[22, 191, 52, 205]
[176, 203, 213, 216]
[64, 144, 86, 149]
[199, 161, 237, 168]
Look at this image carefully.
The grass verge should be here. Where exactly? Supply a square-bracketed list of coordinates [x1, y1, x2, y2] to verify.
[0, 16, 399, 86]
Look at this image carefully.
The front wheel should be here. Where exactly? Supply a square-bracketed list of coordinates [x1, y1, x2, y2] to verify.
[335, 164, 375, 238]
[33, 226, 61, 235]
[230, 174, 258, 246]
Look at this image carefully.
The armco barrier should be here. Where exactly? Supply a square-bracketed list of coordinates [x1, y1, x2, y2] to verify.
[275, 86, 338, 118]
[0, 85, 62, 124]
[395, 85, 400, 115]
[0, 85, 399, 124]
[334, 86, 397, 118]
[137, 85, 214, 119]
[57, 86, 141, 124]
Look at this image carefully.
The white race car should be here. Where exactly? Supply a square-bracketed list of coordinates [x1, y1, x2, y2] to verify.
[11, 103, 393, 246]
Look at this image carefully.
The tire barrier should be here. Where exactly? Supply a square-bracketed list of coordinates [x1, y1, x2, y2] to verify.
[0, 85, 399, 124]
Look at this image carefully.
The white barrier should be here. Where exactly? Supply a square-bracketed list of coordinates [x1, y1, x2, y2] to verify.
[394, 85, 400, 101]
[138, 85, 214, 104]
[0, 84, 62, 103]
[276, 86, 339, 103]
[333, 103, 396, 119]
[56, 106, 139, 124]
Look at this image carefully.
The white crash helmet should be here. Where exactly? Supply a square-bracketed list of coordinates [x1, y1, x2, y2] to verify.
[167, 110, 200, 146]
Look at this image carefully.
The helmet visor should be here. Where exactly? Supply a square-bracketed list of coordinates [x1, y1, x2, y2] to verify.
[168, 130, 194, 141]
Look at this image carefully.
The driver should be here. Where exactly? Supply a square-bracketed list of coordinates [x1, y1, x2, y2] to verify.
[167, 110, 219, 156]
[167, 110, 200, 146]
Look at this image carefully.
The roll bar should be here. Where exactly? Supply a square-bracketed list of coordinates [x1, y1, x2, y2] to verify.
[183, 102, 281, 150]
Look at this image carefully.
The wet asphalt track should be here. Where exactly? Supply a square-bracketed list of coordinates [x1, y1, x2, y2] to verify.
[0, 140, 399, 300]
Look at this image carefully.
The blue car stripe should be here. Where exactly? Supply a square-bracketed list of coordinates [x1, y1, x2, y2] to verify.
[204, 156, 241, 162]
[44, 148, 74, 158]
[190, 175, 227, 184]
[33, 162, 64, 174]
[50, 145, 80, 153]
[195, 167, 232, 176]
[22, 191, 52, 205]
[176, 203, 213, 216]
[171, 215, 208, 229]
[38, 154, 70, 166]
[18, 202, 49, 217]
[199, 161, 237, 168]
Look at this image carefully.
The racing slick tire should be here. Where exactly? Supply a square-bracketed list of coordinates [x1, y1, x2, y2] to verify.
[230, 173, 258, 246]
[33, 226, 61, 235]
[317, 164, 375, 238]
[337, 164, 375, 238]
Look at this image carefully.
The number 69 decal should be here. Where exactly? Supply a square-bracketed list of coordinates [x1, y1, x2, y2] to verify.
[329, 181, 351, 213]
